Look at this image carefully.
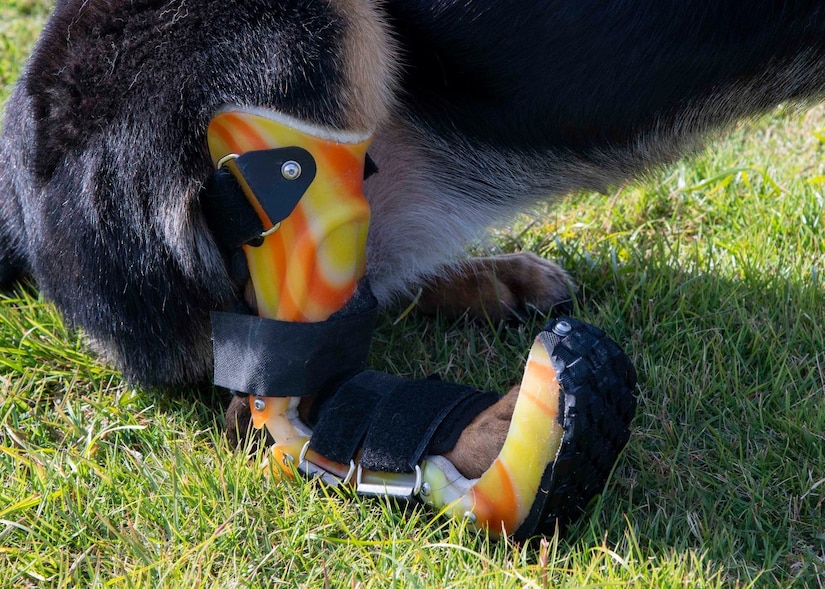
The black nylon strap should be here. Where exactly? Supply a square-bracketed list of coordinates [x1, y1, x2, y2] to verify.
[309, 371, 402, 464]
[309, 370, 499, 472]
[201, 168, 265, 250]
[427, 388, 500, 455]
[211, 292, 377, 398]
[359, 378, 495, 472]
[202, 148, 377, 253]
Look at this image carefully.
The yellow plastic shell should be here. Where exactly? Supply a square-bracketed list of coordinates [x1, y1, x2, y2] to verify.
[209, 108, 564, 538]
[208, 109, 372, 466]
[420, 336, 564, 537]
[208, 110, 371, 322]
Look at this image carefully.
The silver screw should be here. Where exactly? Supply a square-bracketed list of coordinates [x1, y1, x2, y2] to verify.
[553, 320, 572, 336]
[253, 398, 265, 412]
[420, 482, 431, 498]
[463, 511, 477, 524]
[281, 160, 302, 180]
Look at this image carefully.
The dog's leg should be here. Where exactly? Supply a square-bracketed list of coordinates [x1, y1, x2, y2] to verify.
[443, 385, 519, 479]
[363, 1, 825, 316]
[3, 0, 397, 386]
[0, 207, 24, 288]
[416, 253, 574, 322]
[0, 88, 29, 288]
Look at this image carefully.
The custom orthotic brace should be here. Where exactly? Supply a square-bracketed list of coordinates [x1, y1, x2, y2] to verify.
[205, 109, 638, 540]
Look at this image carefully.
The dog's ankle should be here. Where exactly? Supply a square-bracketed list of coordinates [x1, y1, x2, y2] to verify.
[225, 394, 273, 453]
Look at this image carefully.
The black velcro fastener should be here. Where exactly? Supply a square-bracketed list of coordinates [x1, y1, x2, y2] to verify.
[309, 371, 498, 471]
[309, 371, 404, 465]
[231, 146, 316, 227]
[359, 378, 495, 473]
[211, 297, 377, 398]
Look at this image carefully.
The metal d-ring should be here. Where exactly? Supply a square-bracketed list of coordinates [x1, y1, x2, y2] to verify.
[341, 460, 357, 486]
[260, 222, 281, 238]
[216, 153, 239, 169]
[297, 440, 357, 487]
[298, 439, 312, 464]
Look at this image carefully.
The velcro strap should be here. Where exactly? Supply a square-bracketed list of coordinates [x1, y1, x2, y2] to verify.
[308, 371, 397, 465]
[310, 370, 499, 473]
[211, 290, 377, 397]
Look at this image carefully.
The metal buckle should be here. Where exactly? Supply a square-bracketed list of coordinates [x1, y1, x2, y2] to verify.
[355, 464, 422, 500]
[294, 440, 424, 500]
[295, 440, 356, 487]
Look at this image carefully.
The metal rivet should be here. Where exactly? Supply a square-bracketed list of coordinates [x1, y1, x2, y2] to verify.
[253, 398, 265, 412]
[553, 320, 572, 336]
[282, 453, 294, 465]
[281, 160, 302, 180]
[463, 511, 477, 524]
[420, 482, 431, 498]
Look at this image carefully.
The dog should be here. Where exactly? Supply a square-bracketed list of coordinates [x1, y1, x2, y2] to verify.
[2, 0, 825, 477]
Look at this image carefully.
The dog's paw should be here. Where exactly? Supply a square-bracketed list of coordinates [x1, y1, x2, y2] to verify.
[417, 252, 575, 322]
[443, 385, 519, 479]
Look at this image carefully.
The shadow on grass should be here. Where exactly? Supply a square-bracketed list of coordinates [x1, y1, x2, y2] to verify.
[358, 240, 823, 585]
[548, 242, 823, 585]
[1, 242, 822, 585]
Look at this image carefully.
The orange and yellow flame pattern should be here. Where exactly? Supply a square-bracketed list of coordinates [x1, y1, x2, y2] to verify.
[208, 109, 372, 464]
[421, 336, 563, 537]
[208, 109, 564, 538]
[208, 110, 371, 322]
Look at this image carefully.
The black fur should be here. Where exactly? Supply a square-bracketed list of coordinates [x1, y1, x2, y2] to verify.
[389, 1, 825, 152]
[0, 0, 355, 386]
[2, 0, 825, 387]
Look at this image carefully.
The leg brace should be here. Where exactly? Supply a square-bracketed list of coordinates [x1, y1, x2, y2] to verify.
[203, 109, 637, 540]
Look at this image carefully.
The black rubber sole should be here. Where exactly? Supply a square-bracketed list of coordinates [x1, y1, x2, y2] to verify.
[512, 316, 637, 541]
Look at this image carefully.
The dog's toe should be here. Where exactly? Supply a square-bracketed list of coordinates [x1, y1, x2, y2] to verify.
[417, 252, 575, 322]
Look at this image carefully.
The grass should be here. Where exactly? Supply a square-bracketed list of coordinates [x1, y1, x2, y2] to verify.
[1, 3, 824, 587]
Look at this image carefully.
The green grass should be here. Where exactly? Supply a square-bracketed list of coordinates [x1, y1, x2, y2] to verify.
[2, 4, 824, 587]
[0, 0, 52, 104]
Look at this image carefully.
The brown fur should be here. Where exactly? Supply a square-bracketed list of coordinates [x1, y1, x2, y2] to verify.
[335, 0, 399, 131]
[417, 252, 574, 322]
[444, 385, 520, 479]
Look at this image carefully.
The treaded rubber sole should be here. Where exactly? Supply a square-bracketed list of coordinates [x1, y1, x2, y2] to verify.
[512, 316, 637, 541]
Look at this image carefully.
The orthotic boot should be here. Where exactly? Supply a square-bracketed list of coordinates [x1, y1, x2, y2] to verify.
[203, 109, 638, 541]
